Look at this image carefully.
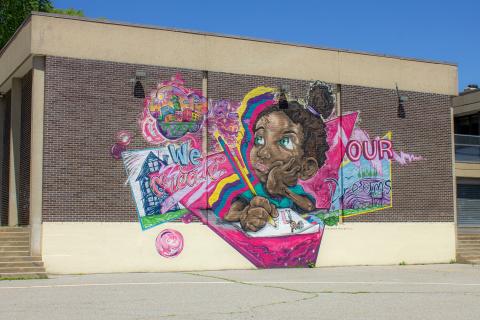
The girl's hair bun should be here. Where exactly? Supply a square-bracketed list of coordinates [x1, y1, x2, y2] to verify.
[306, 81, 335, 120]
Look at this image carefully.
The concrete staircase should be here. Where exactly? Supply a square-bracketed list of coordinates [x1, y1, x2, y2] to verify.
[456, 227, 480, 264]
[0, 227, 47, 279]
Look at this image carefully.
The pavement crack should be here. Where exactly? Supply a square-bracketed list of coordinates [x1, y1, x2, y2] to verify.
[183, 272, 319, 316]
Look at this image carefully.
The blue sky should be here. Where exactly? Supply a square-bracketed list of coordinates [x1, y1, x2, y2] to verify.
[55, 0, 478, 91]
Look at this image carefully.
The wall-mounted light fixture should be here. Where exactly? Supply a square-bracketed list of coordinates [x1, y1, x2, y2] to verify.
[396, 83, 408, 119]
[130, 70, 146, 99]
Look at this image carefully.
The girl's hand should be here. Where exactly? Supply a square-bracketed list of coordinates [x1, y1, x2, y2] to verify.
[266, 159, 301, 196]
[240, 196, 278, 232]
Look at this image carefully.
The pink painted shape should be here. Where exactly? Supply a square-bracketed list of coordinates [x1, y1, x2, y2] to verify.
[350, 128, 384, 175]
[194, 210, 323, 268]
[393, 151, 424, 165]
[149, 150, 235, 212]
[155, 229, 184, 258]
[115, 130, 134, 146]
[299, 112, 358, 209]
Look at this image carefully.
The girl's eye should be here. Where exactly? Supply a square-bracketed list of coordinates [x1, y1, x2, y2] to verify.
[254, 136, 265, 146]
[278, 136, 294, 150]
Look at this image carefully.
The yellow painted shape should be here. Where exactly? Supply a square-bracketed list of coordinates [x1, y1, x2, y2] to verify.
[208, 174, 239, 206]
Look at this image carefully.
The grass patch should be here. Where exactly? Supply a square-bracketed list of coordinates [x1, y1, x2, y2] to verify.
[0, 274, 47, 281]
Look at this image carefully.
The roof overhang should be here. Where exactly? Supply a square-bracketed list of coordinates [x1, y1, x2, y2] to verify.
[0, 12, 459, 96]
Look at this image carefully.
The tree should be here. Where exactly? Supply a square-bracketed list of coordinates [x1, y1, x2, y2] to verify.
[48, 7, 84, 17]
[0, 0, 84, 50]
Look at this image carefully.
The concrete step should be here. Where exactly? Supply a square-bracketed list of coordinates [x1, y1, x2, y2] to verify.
[457, 240, 480, 245]
[456, 244, 480, 249]
[457, 247, 480, 251]
[457, 246, 480, 251]
[0, 251, 30, 257]
[0, 266, 46, 273]
[457, 235, 480, 240]
[457, 255, 480, 261]
[456, 246, 480, 251]
[457, 251, 480, 256]
[0, 234, 29, 240]
[457, 244, 480, 248]
[0, 238, 29, 244]
[0, 272, 47, 279]
[457, 238, 480, 242]
[457, 248, 480, 252]
[0, 246, 30, 252]
[464, 259, 480, 264]
[457, 257, 480, 264]
[0, 240, 29, 246]
[0, 227, 30, 233]
[0, 256, 42, 262]
[0, 261, 44, 268]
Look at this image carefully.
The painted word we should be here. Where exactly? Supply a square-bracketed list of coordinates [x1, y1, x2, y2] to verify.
[168, 143, 201, 166]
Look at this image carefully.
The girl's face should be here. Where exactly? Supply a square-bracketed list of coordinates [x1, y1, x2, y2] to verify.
[251, 112, 305, 183]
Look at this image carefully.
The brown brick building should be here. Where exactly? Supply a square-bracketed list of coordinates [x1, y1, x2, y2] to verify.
[0, 13, 458, 273]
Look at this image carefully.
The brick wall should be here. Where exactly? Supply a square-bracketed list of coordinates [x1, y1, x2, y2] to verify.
[207, 71, 318, 101]
[208, 73, 454, 222]
[0, 92, 10, 226]
[18, 71, 32, 226]
[43, 57, 454, 223]
[341, 85, 454, 222]
[43, 57, 203, 222]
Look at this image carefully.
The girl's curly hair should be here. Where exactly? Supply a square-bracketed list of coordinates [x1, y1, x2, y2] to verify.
[252, 83, 334, 168]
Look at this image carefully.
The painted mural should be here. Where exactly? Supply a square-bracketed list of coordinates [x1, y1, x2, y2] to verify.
[113, 74, 423, 267]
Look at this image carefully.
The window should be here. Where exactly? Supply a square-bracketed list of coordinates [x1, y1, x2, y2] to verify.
[455, 113, 480, 135]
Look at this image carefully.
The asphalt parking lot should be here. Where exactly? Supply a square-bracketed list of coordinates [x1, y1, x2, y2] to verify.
[1, 264, 479, 320]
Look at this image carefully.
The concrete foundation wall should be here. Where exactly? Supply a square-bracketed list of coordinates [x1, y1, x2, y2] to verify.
[42, 222, 455, 274]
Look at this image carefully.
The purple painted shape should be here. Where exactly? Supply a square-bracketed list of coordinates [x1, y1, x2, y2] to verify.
[155, 229, 184, 258]
[110, 143, 126, 160]
[181, 213, 194, 224]
[342, 178, 391, 209]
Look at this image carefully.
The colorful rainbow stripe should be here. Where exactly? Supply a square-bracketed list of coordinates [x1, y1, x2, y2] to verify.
[208, 87, 276, 218]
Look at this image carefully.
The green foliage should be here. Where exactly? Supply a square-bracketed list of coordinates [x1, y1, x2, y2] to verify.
[322, 215, 339, 226]
[314, 213, 339, 226]
[48, 7, 84, 17]
[140, 209, 189, 229]
[0, 0, 83, 50]
[357, 167, 379, 178]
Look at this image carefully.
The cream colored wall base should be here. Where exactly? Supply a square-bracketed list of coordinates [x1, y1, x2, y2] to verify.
[317, 223, 455, 266]
[43, 222, 455, 274]
[42, 222, 255, 274]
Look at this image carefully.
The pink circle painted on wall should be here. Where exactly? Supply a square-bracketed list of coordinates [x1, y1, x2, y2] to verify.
[115, 130, 134, 146]
[155, 229, 184, 258]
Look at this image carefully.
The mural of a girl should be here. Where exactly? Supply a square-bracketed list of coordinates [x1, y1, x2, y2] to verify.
[223, 83, 335, 232]
[120, 75, 418, 267]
